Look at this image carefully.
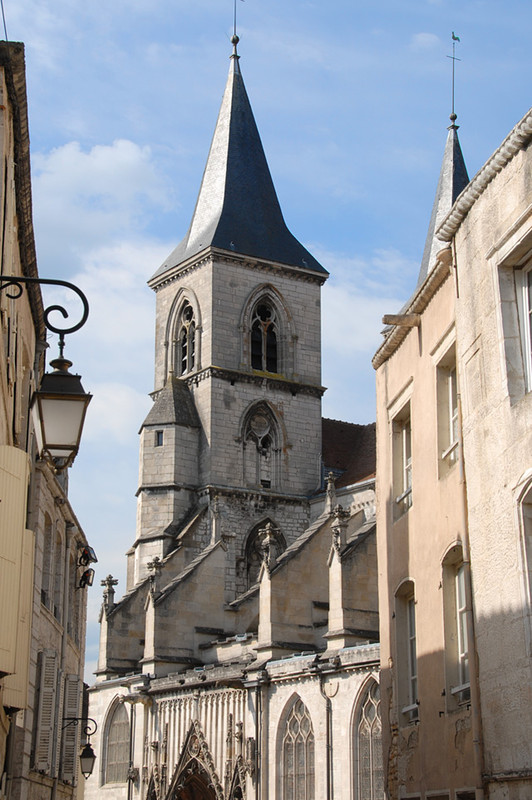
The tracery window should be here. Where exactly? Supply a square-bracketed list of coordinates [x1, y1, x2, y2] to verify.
[177, 302, 196, 376]
[354, 681, 384, 800]
[251, 301, 278, 373]
[104, 702, 130, 784]
[243, 406, 280, 489]
[280, 698, 315, 800]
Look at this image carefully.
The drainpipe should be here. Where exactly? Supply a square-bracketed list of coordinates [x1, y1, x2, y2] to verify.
[453, 239, 486, 800]
[127, 703, 135, 800]
[51, 521, 74, 800]
[255, 683, 261, 800]
[319, 672, 332, 800]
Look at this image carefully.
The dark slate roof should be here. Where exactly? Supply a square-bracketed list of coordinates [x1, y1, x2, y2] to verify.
[140, 377, 201, 430]
[322, 419, 376, 488]
[151, 43, 327, 280]
[415, 120, 469, 289]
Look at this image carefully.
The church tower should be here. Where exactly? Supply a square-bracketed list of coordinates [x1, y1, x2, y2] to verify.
[129, 36, 328, 595]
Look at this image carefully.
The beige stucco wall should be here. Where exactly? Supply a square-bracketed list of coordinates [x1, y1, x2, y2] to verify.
[375, 270, 477, 798]
[452, 136, 532, 799]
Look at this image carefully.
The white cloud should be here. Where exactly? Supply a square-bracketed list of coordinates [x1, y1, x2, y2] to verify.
[313, 245, 418, 301]
[82, 381, 151, 445]
[32, 139, 175, 274]
[410, 32, 440, 50]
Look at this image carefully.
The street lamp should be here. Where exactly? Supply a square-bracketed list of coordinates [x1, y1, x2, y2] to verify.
[30, 352, 92, 471]
[79, 741, 97, 779]
[0, 274, 91, 471]
[62, 716, 98, 780]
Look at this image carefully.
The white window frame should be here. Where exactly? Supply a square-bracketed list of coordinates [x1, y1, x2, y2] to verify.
[516, 264, 532, 392]
[395, 582, 419, 723]
[454, 564, 469, 689]
[393, 406, 412, 516]
[405, 596, 418, 714]
[435, 340, 459, 474]
[442, 547, 471, 708]
[441, 365, 459, 462]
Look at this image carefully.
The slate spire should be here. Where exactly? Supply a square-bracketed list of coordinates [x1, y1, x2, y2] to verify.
[416, 113, 469, 288]
[153, 36, 326, 279]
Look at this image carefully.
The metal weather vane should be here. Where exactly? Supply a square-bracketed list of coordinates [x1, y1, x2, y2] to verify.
[447, 32, 462, 121]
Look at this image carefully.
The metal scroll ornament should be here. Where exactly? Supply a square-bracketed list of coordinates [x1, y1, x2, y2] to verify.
[0, 275, 89, 353]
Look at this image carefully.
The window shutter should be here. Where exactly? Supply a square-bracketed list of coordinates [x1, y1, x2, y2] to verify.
[34, 650, 57, 773]
[61, 674, 81, 783]
[52, 671, 65, 778]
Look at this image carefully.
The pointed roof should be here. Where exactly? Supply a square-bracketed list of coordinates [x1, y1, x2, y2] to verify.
[415, 115, 469, 289]
[152, 38, 326, 280]
[140, 377, 201, 430]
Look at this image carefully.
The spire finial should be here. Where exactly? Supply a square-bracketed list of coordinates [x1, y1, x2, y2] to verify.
[447, 32, 461, 128]
[233, 0, 244, 46]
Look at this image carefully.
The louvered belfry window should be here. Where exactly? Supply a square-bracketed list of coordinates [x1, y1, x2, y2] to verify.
[178, 302, 195, 376]
[281, 698, 315, 800]
[356, 681, 384, 800]
[105, 703, 130, 783]
[251, 302, 278, 373]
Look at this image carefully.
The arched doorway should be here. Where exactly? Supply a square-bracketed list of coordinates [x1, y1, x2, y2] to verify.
[171, 767, 217, 800]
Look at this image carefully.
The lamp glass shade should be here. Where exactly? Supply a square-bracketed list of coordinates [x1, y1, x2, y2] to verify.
[79, 742, 96, 779]
[31, 356, 91, 470]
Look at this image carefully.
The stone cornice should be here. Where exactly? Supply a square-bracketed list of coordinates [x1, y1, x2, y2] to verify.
[372, 247, 453, 369]
[0, 43, 45, 340]
[197, 484, 311, 505]
[437, 107, 532, 242]
[148, 247, 327, 292]
[184, 364, 325, 398]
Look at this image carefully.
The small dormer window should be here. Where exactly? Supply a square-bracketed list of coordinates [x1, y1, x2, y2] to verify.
[155, 430, 163, 447]
[178, 303, 196, 376]
[251, 302, 277, 373]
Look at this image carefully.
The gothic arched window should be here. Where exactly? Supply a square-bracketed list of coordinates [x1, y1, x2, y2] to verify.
[251, 301, 278, 373]
[177, 302, 196, 376]
[103, 702, 130, 784]
[354, 680, 384, 800]
[243, 406, 280, 489]
[280, 697, 315, 800]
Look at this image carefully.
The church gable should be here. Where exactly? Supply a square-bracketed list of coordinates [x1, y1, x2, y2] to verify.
[165, 721, 224, 800]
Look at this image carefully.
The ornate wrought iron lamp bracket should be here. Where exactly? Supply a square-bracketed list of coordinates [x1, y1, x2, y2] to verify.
[0, 275, 89, 353]
[62, 716, 98, 737]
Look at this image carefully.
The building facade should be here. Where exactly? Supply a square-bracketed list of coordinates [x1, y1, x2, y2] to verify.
[374, 107, 532, 800]
[88, 39, 380, 800]
[0, 42, 94, 800]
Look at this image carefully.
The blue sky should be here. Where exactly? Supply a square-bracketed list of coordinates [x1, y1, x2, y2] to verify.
[8, 0, 531, 677]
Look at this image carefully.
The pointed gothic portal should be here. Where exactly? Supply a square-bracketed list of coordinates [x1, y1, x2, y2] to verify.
[166, 722, 224, 800]
[152, 37, 327, 280]
[171, 770, 216, 800]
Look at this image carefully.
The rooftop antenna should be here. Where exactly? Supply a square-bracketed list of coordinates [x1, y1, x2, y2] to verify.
[447, 32, 461, 126]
